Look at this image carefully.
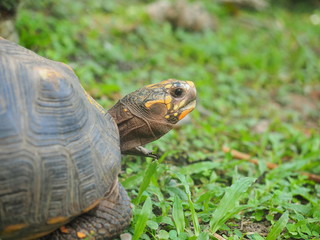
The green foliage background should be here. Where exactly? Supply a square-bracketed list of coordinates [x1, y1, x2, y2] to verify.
[16, 0, 320, 239]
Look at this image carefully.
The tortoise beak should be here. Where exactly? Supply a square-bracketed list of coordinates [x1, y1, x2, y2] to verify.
[177, 83, 197, 120]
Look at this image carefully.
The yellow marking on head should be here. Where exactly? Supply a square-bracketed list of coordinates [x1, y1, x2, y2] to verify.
[146, 79, 174, 88]
[187, 81, 195, 88]
[164, 95, 172, 104]
[145, 99, 165, 108]
[165, 115, 170, 119]
[165, 84, 172, 89]
[2, 223, 27, 233]
[123, 108, 128, 112]
[47, 216, 69, 225]
[166, 103, 171, 110]
[174, 113, 178, 117]
[178, 99, 186, 109]
[146, 83, 158, 88]
[159, 79, 173, 85]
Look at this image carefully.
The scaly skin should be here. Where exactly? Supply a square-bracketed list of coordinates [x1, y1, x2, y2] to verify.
[41, 183, 131, 240]
[108, 79, 197, 157]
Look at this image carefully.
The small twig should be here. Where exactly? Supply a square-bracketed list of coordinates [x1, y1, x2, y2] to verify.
[213, 233, 227, 240]
[222, 146, 320, 183]
[301, 172, 320, 183]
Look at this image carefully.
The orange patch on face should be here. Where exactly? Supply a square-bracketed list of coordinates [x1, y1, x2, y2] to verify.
[47, 216, 69, 225]
[2, 223, 27, 233]
[77, 232, 87, 238]
[178, 108, 194, 120]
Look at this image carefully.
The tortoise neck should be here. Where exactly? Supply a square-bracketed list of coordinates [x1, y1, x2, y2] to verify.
[107, 100, 173, 154]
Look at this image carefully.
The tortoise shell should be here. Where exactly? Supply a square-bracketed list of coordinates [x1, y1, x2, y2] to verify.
[0, 38, 121, 239]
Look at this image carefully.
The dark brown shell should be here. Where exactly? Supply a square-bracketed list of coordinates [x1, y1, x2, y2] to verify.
[0, 38, 121, 238]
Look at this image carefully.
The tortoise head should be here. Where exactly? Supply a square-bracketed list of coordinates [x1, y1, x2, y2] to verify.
[108, 79, 196, 157]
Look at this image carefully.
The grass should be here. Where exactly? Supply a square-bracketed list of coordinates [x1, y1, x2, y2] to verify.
[17, 0, 320, 239]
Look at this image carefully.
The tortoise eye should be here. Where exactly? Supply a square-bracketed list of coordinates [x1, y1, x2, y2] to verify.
[171, 88, 184, 98]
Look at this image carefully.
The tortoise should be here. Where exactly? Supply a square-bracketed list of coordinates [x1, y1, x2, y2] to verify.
[0, 38, 197, 240]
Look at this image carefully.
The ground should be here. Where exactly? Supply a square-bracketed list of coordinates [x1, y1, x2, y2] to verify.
[16, 0, 320, 239]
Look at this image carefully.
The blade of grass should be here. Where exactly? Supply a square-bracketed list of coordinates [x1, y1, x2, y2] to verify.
[133, 196, 152, 240]
[175, 173, 201, 236]
[187, 190, 201, 236]
[210, 177, 256, 233]
[249, 233, 265, 240]
[172, 194, 185, 235]
[266, 211, 289, 240]
[133, 160, 158, 205]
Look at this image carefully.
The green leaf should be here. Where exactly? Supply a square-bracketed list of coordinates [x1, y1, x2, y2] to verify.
[133, 197, 152, 240]
[249, 233, 265, 240]
[266, 211, 289, 240]
[179, 161, 219, 175]
[210, 177, 256, 233]
[147, 220, 159, 230]
[157, 229, 170, 239]
[197, 232, 209, 240]
[172, 195, 185, 235]
[175, 173, 201, 236]
[133, 160, 158, 204]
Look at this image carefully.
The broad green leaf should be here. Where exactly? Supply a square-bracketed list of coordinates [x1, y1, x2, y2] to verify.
[133, 160, 158, 204]
[179, 161, 219, 175]
[147, 220, 159, 230]
[266, 211, 289, 240]
[133, 197, 152, 240]
[172, 194, 185, 235]
[250, 233, 265, 240]
[157, 229, 169, 239]
[210, 177, 256, 233]
[197, 232, 209, 240]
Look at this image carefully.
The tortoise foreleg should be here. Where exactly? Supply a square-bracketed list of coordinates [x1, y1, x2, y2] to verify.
[43, 183, 132, 240]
